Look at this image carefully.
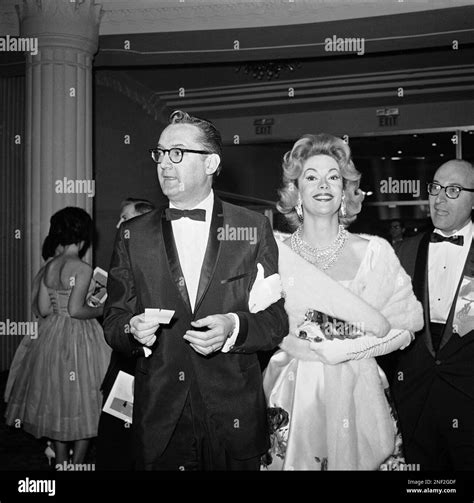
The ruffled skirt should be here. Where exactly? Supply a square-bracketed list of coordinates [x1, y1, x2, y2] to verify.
[5, 314, 111, 441]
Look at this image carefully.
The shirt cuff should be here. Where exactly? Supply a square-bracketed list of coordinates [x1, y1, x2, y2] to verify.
[221, 313, 240, 353]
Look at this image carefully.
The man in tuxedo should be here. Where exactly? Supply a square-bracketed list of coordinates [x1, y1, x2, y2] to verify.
[103, 110, 288, 470]
[392, 159, 474, 470]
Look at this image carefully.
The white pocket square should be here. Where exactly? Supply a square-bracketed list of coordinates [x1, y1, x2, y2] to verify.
[248, 263, 283, 313]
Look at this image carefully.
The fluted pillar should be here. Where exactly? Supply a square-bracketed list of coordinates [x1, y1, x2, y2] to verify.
[17, 0, 102, 318]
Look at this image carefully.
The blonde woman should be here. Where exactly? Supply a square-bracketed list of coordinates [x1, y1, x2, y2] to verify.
[262, 134, 423, 470]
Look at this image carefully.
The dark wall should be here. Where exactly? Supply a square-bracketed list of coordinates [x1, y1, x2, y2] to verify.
[216, 143, 292, 202]
[93, 83, 167, 269]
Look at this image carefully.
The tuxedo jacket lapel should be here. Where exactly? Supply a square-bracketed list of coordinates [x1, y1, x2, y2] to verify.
[194, 197, 224, 314]
[439, 239, 474, 351]
[161, 208, 192, 313]
[413, 232, 435, 356]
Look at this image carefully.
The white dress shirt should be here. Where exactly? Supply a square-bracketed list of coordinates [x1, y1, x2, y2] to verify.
[170, 190, 214, 311]
[169, 190, 238, 351]
[428, 220, 473, 323]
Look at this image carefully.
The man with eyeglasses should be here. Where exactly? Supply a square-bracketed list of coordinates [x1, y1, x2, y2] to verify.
[391, 159, 474, 470]
[103, 110, 288, 470]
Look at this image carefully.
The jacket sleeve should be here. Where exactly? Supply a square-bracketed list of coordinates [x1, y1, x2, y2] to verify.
[103, 228, 142, 356]
[395, 235, 423, 279]
[230, 217, 289, 353]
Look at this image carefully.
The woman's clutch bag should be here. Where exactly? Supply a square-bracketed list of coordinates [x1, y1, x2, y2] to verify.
[297, 308, 364, 342]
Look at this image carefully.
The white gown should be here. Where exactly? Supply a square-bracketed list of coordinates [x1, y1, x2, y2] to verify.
[261, 236, 423, 470]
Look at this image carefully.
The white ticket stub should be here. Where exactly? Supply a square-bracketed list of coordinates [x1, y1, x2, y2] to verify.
[144, 308, 175, 324]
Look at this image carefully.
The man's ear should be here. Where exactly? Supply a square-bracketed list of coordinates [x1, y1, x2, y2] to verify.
[205, 153, 220, 176]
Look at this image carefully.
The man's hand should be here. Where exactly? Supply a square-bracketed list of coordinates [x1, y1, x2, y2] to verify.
[130, 313, 160, 347]
[183, 314, 235, 356]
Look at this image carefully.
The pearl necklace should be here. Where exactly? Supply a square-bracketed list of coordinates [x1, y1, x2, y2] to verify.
[290, 224, 348, 271]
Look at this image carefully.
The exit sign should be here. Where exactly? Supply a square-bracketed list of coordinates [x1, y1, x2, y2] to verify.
[254, 118, 274, 135]
[376, 108, 399, 127]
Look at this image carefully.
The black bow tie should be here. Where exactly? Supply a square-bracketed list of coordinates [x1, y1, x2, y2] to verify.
[165, 208, 206, 222]
[430, 232, 464, 246]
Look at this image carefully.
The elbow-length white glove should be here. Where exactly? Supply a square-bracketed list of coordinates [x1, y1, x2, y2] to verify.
[308, 328, 413, 365]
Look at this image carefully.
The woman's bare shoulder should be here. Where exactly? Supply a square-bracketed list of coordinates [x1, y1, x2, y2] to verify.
[60, 257, 92, 282]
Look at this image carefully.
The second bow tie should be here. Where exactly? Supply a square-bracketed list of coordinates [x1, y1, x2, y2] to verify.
[165, 208, 206, 222]
[430, 232, 463, 246]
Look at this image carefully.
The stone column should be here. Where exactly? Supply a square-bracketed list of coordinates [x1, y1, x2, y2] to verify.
[17, 0, 102, 317]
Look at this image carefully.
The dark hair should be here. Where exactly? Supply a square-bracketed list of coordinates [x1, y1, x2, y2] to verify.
[41, 235, 58, 261]
[121, 198, 155, 215]
[47, 207, 93, 259]
[169, 110, 223, 177]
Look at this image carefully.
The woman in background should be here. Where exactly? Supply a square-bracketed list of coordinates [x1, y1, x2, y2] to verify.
[4, 236, 63, 404]
[5, 207, 111, 467]
[263, 134, 423, 470]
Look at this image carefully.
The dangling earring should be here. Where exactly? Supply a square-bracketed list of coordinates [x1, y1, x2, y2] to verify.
[295, 194, 303, 221]
[340, 192, 347, 219]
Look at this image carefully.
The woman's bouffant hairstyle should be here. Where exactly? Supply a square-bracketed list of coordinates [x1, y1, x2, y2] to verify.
[169, 110, 223, 177]
[46, 207, 93, 259]
[277, 133, 365, 230]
